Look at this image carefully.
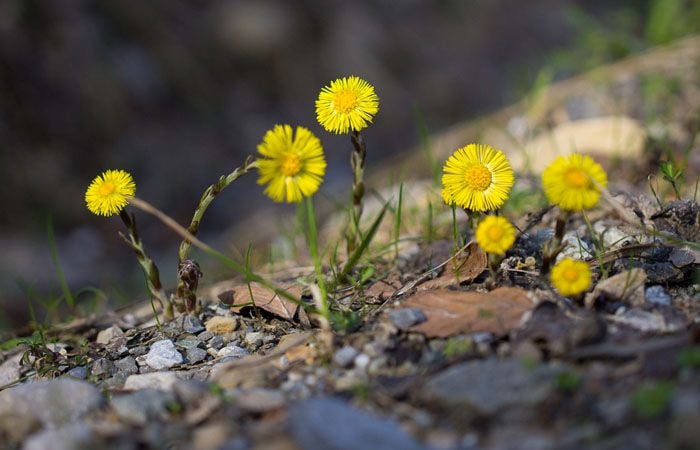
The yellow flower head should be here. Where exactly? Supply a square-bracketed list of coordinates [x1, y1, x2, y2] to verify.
[315, 76, 379, 134]
[542, 154, 608, 211]
[441, 144, 514, 212]
[257, 124, 327, 203]
[85, 169, 136, 217]
[550, 257, 591, 296]
[475, 215, 516, 255]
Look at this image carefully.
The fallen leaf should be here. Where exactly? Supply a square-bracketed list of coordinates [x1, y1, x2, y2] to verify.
[229, 282, 304, 321]
[417, 242, 487, 290]
[405, 287, 536, 338]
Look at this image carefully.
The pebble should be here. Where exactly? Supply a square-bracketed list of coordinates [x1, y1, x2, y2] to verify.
[129, 346, 148, 357]
[176, 338, 204, 350]
[65, 366, 88, 380]
[91, 358, 116, 377]
[145, 339, 183, 370]
[197, 331, 214, 342]
[111, 388, 177, 426]
[645, 285, 673, 306]
[0, 353, 22, 385]
[114, 356, 139, 375]
[235, 388, 286, 413]
[333, 346, 359, 368]
[244, 331, 265, 348]
[23, 424, 99, 450]
[186, 347, 209, 364]
[209, 335, 225, 350]
[556, 233, 592, 261]
[388, 308, 427, 330]
[289, 397, 427, 450]
[206, 316, 239, 334]
[183, 315, 205, 334]
[354, 354, 371, 371]
[217, 345, 249, 359]
[0, 379, 103, 429]
[95, 325, 125, 345]
[124, 371, 180, 391]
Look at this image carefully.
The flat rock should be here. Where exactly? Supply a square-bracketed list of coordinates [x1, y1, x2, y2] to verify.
[205, 316, 239, 335]
[0, 353, 22, 386]
[183, 315, 205, 334]
[124, 372, 180, 391]
[23, 424, 100, 450]
[422, 359, 559, 420]
[145, 339, 183, 370]
[585, 269, 646, 308]
[217, 345, 249, 359]
[111, 388, 176, 426]
[95, 325, 125, 345]
[0, 379, 103, 429]
[289, 396, 426, 450]
[186, 347, 209, 364]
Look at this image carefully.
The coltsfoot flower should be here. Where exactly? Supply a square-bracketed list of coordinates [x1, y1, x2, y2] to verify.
[542, 154, 608, 211]
[441, 144, 514, 212]
[257, 124, 327, 203]
[85, 169, 136, 216]
[315, 76, 379, 134]
[550, 257, 592, 296]
[475, 215, 516, 255]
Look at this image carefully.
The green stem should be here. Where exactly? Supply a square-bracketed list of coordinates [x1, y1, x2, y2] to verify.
[119, 210, 170, 322]
[305, 196, 329, 320]
[347, 130, 366, 253]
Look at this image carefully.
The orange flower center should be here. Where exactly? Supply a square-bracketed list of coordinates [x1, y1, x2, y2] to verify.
[464, 165, 492, 191]
[99, 182, 116, 197]
[486, 225, 504, 242]
[333, 89, 358, 114]
[281, 154, 302, 177]
[562, 266, 580, 283]
[565, 168, 590, 189]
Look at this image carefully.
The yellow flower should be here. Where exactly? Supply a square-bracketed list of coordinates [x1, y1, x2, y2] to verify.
[315, 76, 379, 134]
[475, 215, 516, 255]
[441, 144, 514, 212]
[542, 154, 608, 211]
[85, 169, 136, 216]
[257, 124, 327, 203]
[550, 257, 591, 296]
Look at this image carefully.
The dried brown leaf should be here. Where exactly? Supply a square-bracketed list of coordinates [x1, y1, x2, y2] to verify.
[405, 287, 536, 338]
[417, 242, 487, 290]
[230, 282, 304, 321]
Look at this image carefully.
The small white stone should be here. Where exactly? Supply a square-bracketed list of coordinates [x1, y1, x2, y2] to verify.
[145, 340, 183, 370]
[123, 372, 179, 391]
[96, 325, 125, 345]
[217, 345, 249, 359]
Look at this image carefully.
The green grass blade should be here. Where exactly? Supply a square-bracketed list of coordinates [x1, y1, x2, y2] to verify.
[340, 200, 389, 280]
[46, 216, 75, 309]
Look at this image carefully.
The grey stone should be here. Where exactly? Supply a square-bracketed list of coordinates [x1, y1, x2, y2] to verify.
[0, 353, 22, 386]
[23, 424, 100, 450]
[333, 346, 359, 368]
[209, 335, 225, 350]
[124, 372, 180, 391]
[176, 338, 204, 350]
[129, 345, 148, 357]
[244, 331, 265, 348]
[556, 233, 592, 261]
[217, 345, 249, 359]
[145, 339, 183, 370]
[90, 358, 116, 377]
[114, 356, 138, 375]
[388, 308, 427, 330]
[65, 366, 88, 380]
[173, 379, 211, 405]
[95, 325, 124, 345]
[289, 397, 426, 450]
[0, 379, 103, 428]
[111, 388, 176, 426]
[422, 359, 559, 419]
[197, 331, 214, 342]
[183, 315, 205, 334]
[235, 388, 286, 413]
[645, 285, 672, 306]
[186, 347, 208, 364]
[608, 308, 685, 333]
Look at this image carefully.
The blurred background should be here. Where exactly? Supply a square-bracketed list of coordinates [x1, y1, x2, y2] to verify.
[1, 0, 699, 331]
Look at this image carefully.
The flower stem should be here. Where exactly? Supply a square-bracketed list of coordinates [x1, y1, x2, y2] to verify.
[119, 210, 171, 321]
[346, 130, 366, 253]
[305, 196, 329, 321]
[541, 210, 570, 275]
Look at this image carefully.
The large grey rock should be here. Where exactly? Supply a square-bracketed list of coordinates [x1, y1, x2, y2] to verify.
[111, 388, 176, 426]
[422, 359, 559, 421]
[124, 372, 180, 391]
[0, 379, 103, 429]
[145, 339, 183, 370]
[23, 424, 100, 450]
[289, 397, 426, 450]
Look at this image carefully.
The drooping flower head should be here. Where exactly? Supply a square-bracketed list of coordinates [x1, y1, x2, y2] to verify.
[315, 76, 379, 134]
[85, 169, 136, 216]
[441, 144, 514, 212]
[542, 154, 608, 212]
[475, 215, 516, 255]
[257, 125, 327, 203]
[550, 257, 591, 296]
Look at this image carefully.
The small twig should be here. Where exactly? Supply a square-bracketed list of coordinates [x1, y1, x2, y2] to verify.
[393, 241, 472, 297]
